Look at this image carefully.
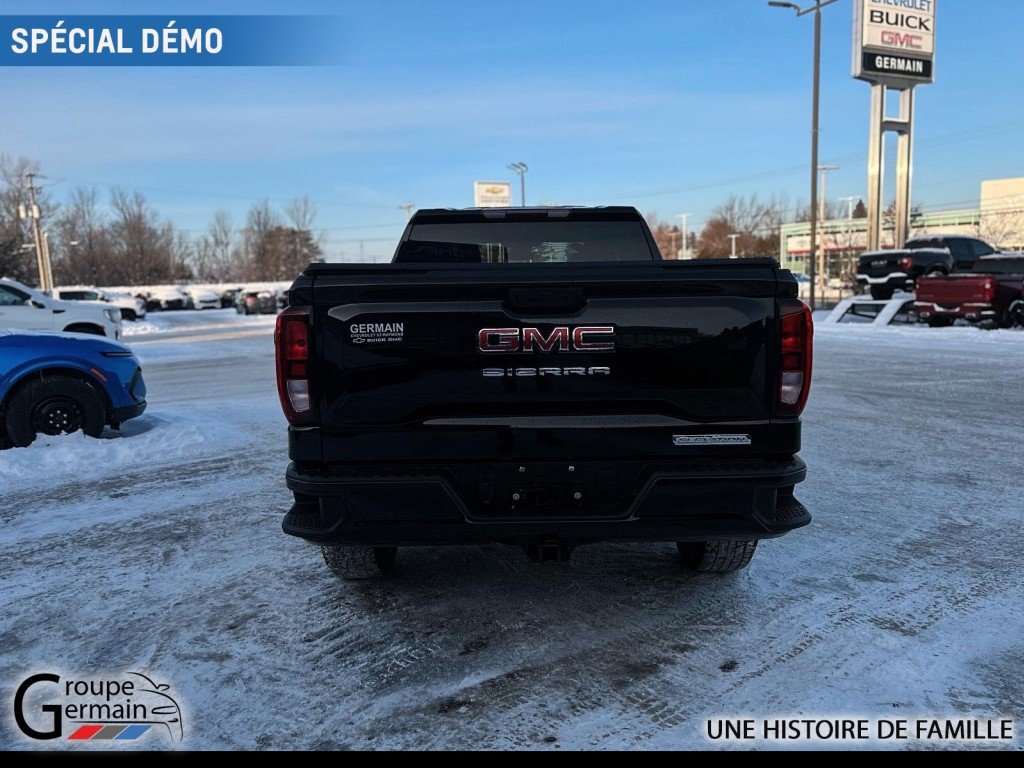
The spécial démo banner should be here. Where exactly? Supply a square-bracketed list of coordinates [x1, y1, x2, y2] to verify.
[0, 15, 344, 67]
[10, 20, 223, 56]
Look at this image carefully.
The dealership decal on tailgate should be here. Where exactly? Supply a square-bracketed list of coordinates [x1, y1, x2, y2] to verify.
[674, 435, 753, 447]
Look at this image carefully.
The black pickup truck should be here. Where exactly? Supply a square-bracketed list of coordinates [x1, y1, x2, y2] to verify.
[277, 207, 813, 579]
[856, 236, 999, 300]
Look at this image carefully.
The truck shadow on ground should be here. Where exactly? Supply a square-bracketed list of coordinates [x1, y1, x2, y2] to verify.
[312, 541, 755, 665]
[296, 542, 759, 744]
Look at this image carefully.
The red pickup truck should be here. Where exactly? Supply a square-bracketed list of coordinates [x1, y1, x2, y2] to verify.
[915, 255, 1024, 328]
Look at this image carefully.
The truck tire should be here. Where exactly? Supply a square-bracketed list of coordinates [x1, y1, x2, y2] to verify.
[677, 540, 758, 573]
[869, 286, 894, 301]
[927, 318, 953, 328]
[121, 309, 137, 322]
[1006, 301, 1024, 329]
[4, 375, 106, 448]
[320, 545, 397, 580]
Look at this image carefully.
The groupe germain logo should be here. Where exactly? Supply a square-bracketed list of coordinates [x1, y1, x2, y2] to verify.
[349, 320, 404, 345]
[13, 671, 184, 743]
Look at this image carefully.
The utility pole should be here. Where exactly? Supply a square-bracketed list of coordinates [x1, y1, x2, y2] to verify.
[22, 172, 51, 292]
[729, 234, 741, 259]
[817, 163, 839, 289]
[398, 203, 415, 221]
[818, 164, 838, 221]
[507, 162, 528, 207]
[676, 213, 691, 259]
[42, 232, 54, 293]
[838, 195, 858, 300]
[768, 0, 840, 310]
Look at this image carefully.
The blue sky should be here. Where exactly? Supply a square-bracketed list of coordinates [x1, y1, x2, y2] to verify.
[2, 0, 1022, 259]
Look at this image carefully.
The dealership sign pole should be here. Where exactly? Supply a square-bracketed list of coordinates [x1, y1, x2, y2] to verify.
[853, 0, 936, 251]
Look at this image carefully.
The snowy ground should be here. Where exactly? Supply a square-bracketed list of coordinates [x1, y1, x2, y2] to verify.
[1, 311, 1022, 750]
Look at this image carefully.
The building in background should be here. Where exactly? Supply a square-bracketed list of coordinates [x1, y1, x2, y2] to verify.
[779, 178, 1024, 279]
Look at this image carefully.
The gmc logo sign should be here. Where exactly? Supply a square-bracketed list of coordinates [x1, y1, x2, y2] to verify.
[881, 31, 923, 50]
[478, 326, 615, 353]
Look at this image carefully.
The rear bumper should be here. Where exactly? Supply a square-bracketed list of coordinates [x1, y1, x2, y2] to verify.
[284, 457, 810, 546]
[857, 272, 912, 289]
[915, 301, 996, 321]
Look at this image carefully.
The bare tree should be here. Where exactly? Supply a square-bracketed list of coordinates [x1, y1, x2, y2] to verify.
[644, 212, 682, 259]
[193, 210, 241, 281]
[284, 197, 316, 232]
[696, 194, 794, 259]
[979, 208, 1024, 250]
[107, 188, 190, 284]
[53, 187, 110, 285]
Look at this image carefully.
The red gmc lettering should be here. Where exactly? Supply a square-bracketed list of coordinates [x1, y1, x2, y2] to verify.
[523, 327, 570, 352]
[478, 328, 519, 352]
[478, 326, 616, 353]
[881, 31, 923, 50]
[573, 326, 615, 352]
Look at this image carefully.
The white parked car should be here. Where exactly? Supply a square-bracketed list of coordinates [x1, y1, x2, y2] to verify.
[0, 277, 122, 339]
[52, 286, 147, 321]
[147, 286, 191, 311]
[188, 288, 222, 310]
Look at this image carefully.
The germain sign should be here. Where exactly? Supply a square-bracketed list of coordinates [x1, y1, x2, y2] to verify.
[853, 0, 936, 88]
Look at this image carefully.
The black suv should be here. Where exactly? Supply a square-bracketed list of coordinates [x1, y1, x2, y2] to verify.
[856, 236, 999, 300]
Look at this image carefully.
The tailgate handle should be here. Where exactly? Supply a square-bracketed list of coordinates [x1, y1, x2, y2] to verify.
[505, 288, 587, 315]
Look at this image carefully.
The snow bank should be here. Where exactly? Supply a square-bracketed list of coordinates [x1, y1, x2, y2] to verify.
[0, 414, 211, 486]
[816, 322, 1024, 353]
[100, 281, 292, 297]
[121, 310, 276, 339]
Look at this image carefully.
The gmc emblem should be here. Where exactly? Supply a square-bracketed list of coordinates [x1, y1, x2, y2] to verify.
[478, 326, 615, 353]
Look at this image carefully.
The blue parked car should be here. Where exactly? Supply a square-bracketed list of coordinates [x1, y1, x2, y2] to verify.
[0, 330, 147, 448]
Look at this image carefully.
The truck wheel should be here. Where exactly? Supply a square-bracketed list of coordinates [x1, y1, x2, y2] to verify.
[927, 318, 953, 328]
[320, 545, 397, 580]
[121, 309, 137, 322]
[869, 286, 894, 301]
[677, 540, 758, 573]
[4, 375, 106, 448]
[1007, 301, 1024, 329]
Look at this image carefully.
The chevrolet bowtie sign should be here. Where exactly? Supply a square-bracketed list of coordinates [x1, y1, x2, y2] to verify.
[474, 180, 512, 208]
[853, 0, 936, 87]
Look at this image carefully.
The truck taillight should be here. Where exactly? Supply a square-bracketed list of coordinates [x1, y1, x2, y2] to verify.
[275, 308, 313, 425]
[779, 299, 813, 416]
[983, 279, 996, 302]
[899, 256, 914, 272]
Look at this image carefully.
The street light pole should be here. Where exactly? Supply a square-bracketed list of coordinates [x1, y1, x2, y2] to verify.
[676, 213, 690, 259]
[768, 0, 839, 311]
[507, 162, 529, 207]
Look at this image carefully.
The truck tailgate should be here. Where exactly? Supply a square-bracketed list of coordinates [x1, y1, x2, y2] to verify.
[859, 253, 901, 278]
[916, 275, 991, 306]
[309, 261, 786, 463]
